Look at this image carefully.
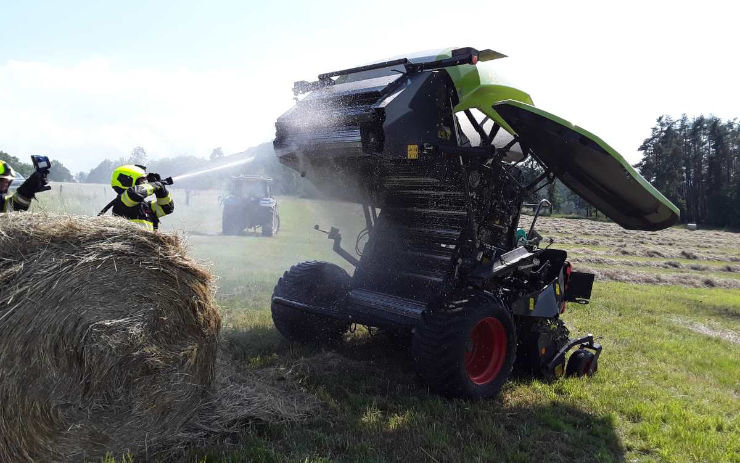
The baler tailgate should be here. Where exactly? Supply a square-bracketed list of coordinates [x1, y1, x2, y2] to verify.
[494, 100, 679, 231]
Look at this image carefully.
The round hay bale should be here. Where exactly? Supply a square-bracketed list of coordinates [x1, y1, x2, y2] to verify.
[0, 213, 221, 461]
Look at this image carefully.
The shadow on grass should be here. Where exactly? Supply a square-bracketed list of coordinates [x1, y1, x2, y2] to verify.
[213, 324, 625, 462]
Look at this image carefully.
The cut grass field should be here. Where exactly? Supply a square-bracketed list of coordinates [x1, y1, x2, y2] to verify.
[35, 184, 740, 462]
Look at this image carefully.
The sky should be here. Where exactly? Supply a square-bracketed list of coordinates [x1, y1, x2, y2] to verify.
[1, 0, 738, 173]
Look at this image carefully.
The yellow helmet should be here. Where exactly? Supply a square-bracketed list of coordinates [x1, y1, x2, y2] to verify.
[0, 161, 17, 181]
[111, 164, 146, 193]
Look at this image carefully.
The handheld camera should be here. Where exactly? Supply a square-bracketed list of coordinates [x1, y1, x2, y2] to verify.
[30, 155, 52, 192]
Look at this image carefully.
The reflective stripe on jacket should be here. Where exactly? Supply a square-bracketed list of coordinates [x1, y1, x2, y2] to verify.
[110, 184, 174, 230]
[0, 192, 31, 212]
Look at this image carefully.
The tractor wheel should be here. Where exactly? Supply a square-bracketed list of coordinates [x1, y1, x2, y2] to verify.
[271, 261, 350, 344]
[262, 210, 276, 237]
[412, 295, 516, 399]
[566, 349, 597, 377]
[222, 206, 244, 235]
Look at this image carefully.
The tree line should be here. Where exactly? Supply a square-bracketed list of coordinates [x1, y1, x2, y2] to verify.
[78, 144, 311, 195]
[5, 113, 737, 228]
[635, 115, 739, 228]
[523, 114, 738, 229]
[0, 151, 74, 182]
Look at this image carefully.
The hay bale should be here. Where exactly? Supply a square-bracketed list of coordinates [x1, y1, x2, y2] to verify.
[0, 213, 221, 461]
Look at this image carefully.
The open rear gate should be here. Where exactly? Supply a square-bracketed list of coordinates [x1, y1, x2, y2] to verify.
[493, 100, 679, 231]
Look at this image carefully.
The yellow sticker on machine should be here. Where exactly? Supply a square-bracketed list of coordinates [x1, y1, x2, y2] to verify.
[555, 283, 560, 295]
[529, 298, 535, 311]
[407, 144, 419, 159]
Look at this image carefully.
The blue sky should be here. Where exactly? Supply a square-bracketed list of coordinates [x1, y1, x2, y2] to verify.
[1, 0, 738, 173]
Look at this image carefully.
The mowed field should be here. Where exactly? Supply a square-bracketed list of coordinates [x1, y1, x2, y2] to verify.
[35, 183, 740, 462]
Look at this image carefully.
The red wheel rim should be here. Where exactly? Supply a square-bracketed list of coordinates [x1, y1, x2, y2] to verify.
[464, 317, 507, 385]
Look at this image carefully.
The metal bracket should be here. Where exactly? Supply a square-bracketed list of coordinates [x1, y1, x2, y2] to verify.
[314, 224, 360, 267]
[546, 333, 602, 376]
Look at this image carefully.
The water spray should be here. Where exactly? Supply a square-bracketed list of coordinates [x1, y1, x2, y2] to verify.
[171, 156, 256, 182]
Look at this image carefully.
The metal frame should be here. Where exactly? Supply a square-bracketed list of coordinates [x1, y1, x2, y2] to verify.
[546, 333, 602, 376]
[293, 48, 484, 96]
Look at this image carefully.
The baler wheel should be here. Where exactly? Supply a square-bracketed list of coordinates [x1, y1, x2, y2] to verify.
[412, 295, 516, 399]
[566, 349, 597, 377]
[271, 261, 350, 343]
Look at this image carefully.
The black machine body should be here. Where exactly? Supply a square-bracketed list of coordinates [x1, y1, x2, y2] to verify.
[270, 49, 603, 398]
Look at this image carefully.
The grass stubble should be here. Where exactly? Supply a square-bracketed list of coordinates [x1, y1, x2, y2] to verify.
[31, 184, 740, 462]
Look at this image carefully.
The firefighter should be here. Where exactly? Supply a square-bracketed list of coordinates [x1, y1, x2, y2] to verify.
[106, 164, 174, 230]
[0, 161, 49, 212]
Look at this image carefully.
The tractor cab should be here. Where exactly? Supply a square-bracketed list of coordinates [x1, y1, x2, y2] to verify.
[221, 175, 279, 236]
[231, 176, 271, 198]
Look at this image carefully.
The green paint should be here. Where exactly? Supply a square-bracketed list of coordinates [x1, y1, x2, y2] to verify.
[495, 99, 680, 219]
[435, 48, 534, 133]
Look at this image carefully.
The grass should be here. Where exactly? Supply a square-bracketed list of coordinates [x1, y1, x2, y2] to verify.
[30, 183, 740, 462]
[194, 281, 740, 463]
[582, 263, 740, 280]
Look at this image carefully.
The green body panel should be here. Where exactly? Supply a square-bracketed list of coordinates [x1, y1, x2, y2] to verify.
[493, 100, 680, 230]
[435, 49, 534, 133]
[453, 84, 534, 134]
[297, 47, 679, 230]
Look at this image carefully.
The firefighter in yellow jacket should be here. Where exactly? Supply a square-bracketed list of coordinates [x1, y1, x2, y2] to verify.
[0, 161, 50, 212]
[105, 164, 174, 230]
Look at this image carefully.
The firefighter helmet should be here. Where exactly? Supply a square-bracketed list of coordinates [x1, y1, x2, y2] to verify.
[111, 164, 146, 193]
[0, 161, 17, 181]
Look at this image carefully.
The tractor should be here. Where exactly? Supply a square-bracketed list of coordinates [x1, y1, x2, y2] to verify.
[269, 47, 679, 398]
[221, 175, 279, 236]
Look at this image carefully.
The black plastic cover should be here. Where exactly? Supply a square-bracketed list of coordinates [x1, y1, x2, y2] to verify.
[565, 272, 595, 302]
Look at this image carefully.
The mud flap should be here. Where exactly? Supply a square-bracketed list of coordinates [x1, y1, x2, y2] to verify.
[564, 272, 595, 303]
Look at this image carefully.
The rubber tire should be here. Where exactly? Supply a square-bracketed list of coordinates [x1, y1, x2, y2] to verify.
[262, 210, 276, 237]
[566, 349, 597, 377]
[382, 328, 413, 350]
[271, 261, 350, 344]
[222, 206, 244, 235]
[412, 294, 517, 399]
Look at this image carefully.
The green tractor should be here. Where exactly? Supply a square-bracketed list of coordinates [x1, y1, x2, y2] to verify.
[221, 175, 279, 236]
[270, 47, 679, 398]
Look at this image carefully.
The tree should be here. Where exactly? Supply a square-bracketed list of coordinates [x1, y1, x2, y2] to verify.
[210, 147, 224, 161]
[0, 151, 33, 177]
[47, 160, 74, 182]
[128, 146, 147, 165]
[635, 114, 739, 228]
[84, 159, 116, 184]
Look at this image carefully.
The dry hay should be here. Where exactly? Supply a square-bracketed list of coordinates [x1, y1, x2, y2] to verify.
[516, 216, 740, 288]
[571, 256, 739, 274]
[0, 213, 317, 462]
[519, 216, 740, 258]
[577, 266, 740, 289]
[669, 316, 740, 345]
